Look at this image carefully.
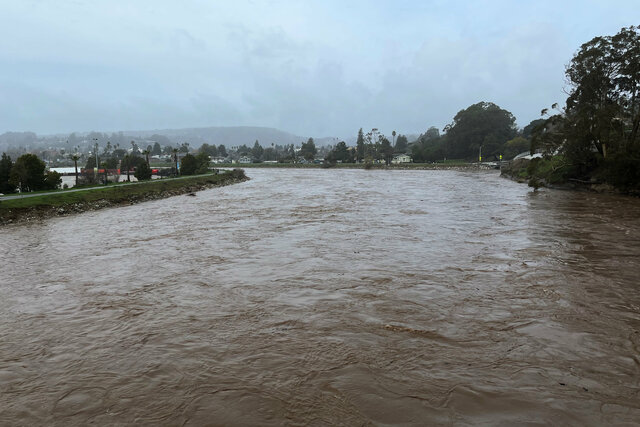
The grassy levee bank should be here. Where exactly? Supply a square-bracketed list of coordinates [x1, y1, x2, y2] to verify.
[0, 169, 248, 225]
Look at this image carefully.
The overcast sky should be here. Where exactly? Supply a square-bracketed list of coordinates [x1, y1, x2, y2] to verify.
[0, 0, 637, 138]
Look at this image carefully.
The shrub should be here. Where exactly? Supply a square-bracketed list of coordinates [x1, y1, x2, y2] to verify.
[602, 153, 640, 191]
[9, 154, 46, 192]
[134, 162, 152, 181]
[44, 171, 62, 190]
[180, 154, 197, 176]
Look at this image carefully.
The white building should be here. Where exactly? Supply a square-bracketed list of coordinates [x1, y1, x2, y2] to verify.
[392, 154, 412, 164]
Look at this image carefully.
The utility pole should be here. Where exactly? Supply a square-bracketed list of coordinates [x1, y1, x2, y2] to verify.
[93, 138, 99, 181]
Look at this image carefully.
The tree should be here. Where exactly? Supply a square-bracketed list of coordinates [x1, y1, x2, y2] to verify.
[425, 127, 440, 140]
[251, 140, 264, 161]
[85, 156, 96, 170]
[526, 26, 640, 189]
[365, 128, 381, 161]
[218, 144, 228, 158]
[134, 161, 152, 181]
[411, 128, 445, 163]
[102, 157, 118, 170]
[380, 137, 394, 165]
[0, 152, 15, 194]
[530, 27, 640, 174]
[561, 26, 640, 161]
[151, 142, 162, 156]
[326, 141, 352, 164]
[522, 119, 546, 139]
[9, 160, 27, 192]
[112, 148, 126, 160]
[180, 153, 198, 175]
[503, 136, 530, 160]
[123, 154, 132, 182]
[333, 141, 349, 162]
[412, 140, 445, 163]
[9, 154, 47, 192]
[443, 102, 517, 159]
[300, 137, 317, 161]
[236, 144, 250, 156]
[194, 152, 211, 173]
[356, 128, 365, 162]
[70, 153, 80, 187]
[142, 149, 151, 166]
[172, 148, 179, 176]
[394, 135, 408, 153]
[200, 143, 218, 157]
[263, 147, 277, 161]
[43, 171, 62, 190]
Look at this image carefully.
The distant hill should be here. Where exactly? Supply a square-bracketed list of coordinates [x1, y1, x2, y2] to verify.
[125, 126, 333, 148]
[0, 132, 38, 151]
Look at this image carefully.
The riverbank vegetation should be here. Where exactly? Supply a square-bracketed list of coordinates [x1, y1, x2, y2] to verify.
[506, 26, 640, 194]
[0, 169, 247, 225]
[0, 153, 62, 193]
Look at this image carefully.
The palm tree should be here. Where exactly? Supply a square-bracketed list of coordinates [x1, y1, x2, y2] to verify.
[124, 154, 131, 182]
[142, 149, 151, 166]
[172, 148, 179, 176]
[392, 130, 396, 147]
[70, 153, 80, 186]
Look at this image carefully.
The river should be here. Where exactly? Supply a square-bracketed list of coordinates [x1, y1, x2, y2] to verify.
[1, 168, 639, 425]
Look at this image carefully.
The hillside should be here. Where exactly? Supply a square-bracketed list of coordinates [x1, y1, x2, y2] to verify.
[1, 126, 340, 150]
[125, 126, 339, 147]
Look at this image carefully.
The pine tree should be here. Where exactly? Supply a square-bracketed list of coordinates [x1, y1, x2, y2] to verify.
[0, 153, 15, 194]
[356, 128, 365, 162]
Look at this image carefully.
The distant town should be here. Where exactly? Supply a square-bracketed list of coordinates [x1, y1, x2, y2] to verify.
[1, 103, 534, 194]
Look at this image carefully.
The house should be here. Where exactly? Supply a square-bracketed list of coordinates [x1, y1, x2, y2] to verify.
[238, 156, 252, 164]
[392, 154, 412, 164]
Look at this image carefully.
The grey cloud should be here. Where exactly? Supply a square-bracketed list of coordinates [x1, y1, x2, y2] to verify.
[0, 1, 635, 138]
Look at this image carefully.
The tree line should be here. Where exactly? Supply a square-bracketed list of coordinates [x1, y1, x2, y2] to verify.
[322, 103, 534, 166]
[0, 143, 216, 194]
[220, 138, 320, 163]
[0, 153, 62, 193]
[528, 26, 640, 191]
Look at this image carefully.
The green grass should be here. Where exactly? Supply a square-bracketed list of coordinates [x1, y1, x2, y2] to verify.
[0, 170, 245, 210]
[8, 181, 108, 195]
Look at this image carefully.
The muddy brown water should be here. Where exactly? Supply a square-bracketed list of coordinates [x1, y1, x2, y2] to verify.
[1, 169, 639, 426]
